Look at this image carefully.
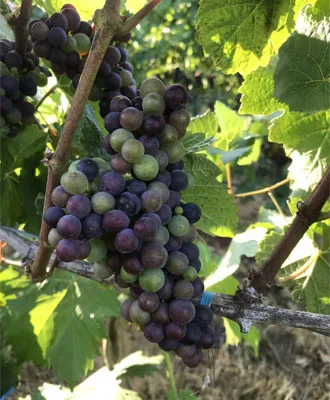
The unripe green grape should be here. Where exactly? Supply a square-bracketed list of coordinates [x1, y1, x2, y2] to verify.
[68, 160, 80, 172]
[0, 62, 9, 77]
[168, 215, 190, 237]
[36, 73, 48, 87]
[60, 171, 89, 195]
[153, 226, 170, 246]
[174, 206, 183, 215]
[91, 192, 115, 214]
[93, 157, 111, 173]
[142, 92, 166, 115]
[6, 108, 22, 124]
[159, 124, 178, 145]
[86, 239, 108, 262]
[119, 70, 134, 87]
[110, 128, 134, 152]
[181, 225, 197, 243]
[140, 77, 166, 98]
[182, 266, 198, 282]
[121, 139, 144, 163]
[133, 155, 159, 181]
[139, 269, 165, 293]
[120, 267, 138, 283]
[62, 36, 77, 52]
[161, 141, 185, 163]
[93, 260, 112, 280]
[129, 301, 151, 326]
[73, 33, 91, 53]
[48, 228, 62, 247]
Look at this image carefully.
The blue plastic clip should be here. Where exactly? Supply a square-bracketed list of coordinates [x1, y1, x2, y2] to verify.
[200, 291, 214, 307]
[1, 387, 15, 400]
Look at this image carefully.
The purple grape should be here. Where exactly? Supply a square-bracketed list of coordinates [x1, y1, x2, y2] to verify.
[110, 95, 132, 112]
[123, 256, 144, 275]
[192, 277, 204, 298]
[165, 236, 182, 252]
[157, 276, 173, 300]
[139, 135, 160, 156]
[121, 86, 136, 100]
[48, 27, 67, 47]
[151, 302, 170, 324]
[111, 154, 132, 174]
[156, 204, 172, 225]
[153, 171, 171, 186]
[180, 243, 199, 263]
[190, 258, 201, 273]
[76, 158, 99, 181]
[100, 172, 126, 196]
[138, 292, 160, 313]
[126, 178, 147, 196]
[144, 322, 165, 343]
[170, 170, 188, 191]
[120, 107, 143, 131]
[77, 239, 91, 259]
[130, 282, 144, 299]
[176, 343, 196, 358]
[48, 12, 68, 29]
[56, 239, 78, 262]
[66, 194, 91, 219]
[134, 217, 157, 241]
[107, 252, 124, 273]
[104, 45, 121, 65]
[182, 347, 203, 368]
[165, 190, 181, 209]
[142, 212, 162, 230]
[169, 300, 196, 325]
[132, 96, 143, 110]
[104, 111, 121, 133]
[142, 114, 165, 136]
[182, 203, 201, 224]
[116, 192, 141, 217]
[182, 323, 202, 345]
[106, 72, 122, 90]
[167, 160, 184, 172]
[103, 210, 130, 233]
[164, 84, 188, 110]
[173, 280, 194, 300]
[141, 190, 162, 213]
[199, 326, 215, 349]
[193, 305, 213, 327]
[121, 298, 133, 322]
[57, 214, 82, 239]
[117, 46, 128, 62]
[43, 206, 66, 228]
[158, 339, 179, 351]
[115, 228, 139, 254]
[82, 213, 104, 238]
[166, 251, 189, 274]
[140, 242, 168, 269]
[104, 134, 116, 155]
[165, 322, 186, 341]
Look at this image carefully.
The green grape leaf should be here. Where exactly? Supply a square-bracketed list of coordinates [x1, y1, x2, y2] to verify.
[115, 351, 164, 380]
[237, 138, 262, 166]
[274, 34, 330, 112]
[224, 319, 260, 356]
[34, 0, 104, 20]
[0, 15, 14, 40]
[239, 65, 284, 115]
[205, 225, 269, 289]
[168, 389, 198, 400]
[214, 101, 248, 150]
[0, 174, 23, 227]
[207, 275, 239, 295]
[292, 225, 330, 314]
[125, 0, 148, 13]
[296, 1, 330, 43]
[198, 241, 221, 277]
[71, 104, 110, 160]
[187, 110, 218, 138]
[196, 0, 311, 75]
[182, 154, 238, 237]
[181, 133, 215, 154]
[7, 125, 46, 162]
[217, 147, 250, 164]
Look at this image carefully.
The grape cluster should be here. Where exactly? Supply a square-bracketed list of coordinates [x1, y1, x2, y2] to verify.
[44, 76, 216, 366]
[0, 39, 48, 137]
[30, 5, 133, 103]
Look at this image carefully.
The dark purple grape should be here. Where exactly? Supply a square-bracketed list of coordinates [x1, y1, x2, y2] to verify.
[141, 190, 162, 213]
[165, 190, 181, 209]
[126, 178, 147, 196]
[120, 61, 133, 72]
[102, 253, 119, 275]
[142, 212, 162, 230]
[165, 84, 188, 110]
[132, 96, 143, 110]
[103, 210, 130, 233]
[165, 322, 186, 340]
[169, 300, 196, 325]
[111, 154, 132, 174]
[4, 51, 22, 69]
[182, 323, 202, 345]
[103, 134, 116, 155]
[170, 170, 188, 191]
[66, 51, 80, 67]
[48, 12, 68, 30]
[43, 206, 66, 228]
[167, 160, 184, 172]
[74, 21, 92, 37]
[0, 96, 13, 114]
[116, 192, 141, 217]
[156, 204, 172, 225]
[134, 217, 157, 241]
[120, 86, 136, 100]
[0, 76, 19, 96]
[138, 292, 160, 313]
[176, 343, 196, 358]
[199, 326, 215, 349]
[104, 111, 121, 133]
[121, 298, 133, 322]
[104, 45, 121, 65]
[30, 21, 49, 41]
[115, 228, 139, 254]
[140, 242, 168, 269]
[66, 195, 91, 219]
[157, 276, 173, 300]
[144, 322, 165, 343]
[139, 135, 160, 156]
[151, 302, 170, 325]
[193, 305, 213, 327]
[182, 203, 201, 224]
[130, 282, 144, 299]
[165, 236, 182, 252]
[82, 213, 104, 238]
[77, 239, 91, 259]
[49, 48, 67, 65]
[153, 171, 171, 186]
[48, 27, 67, 47]
[182, 347, 202, 368]
[180, 243, 199, 263]
[100, 172, 126, 196]
[56, 239, 78, 262]
[57, 214, 82, 239]
[173, 280, 194, 300]
[123, 256, 144, 275]
[61, 8, 81, 31]
[158, 339, 179, 351]
[106, 72, 122, 90]
[192, 277, 204, 298]
[117, 46, 128, 62]
[110, 95, 131, 112]
[190, 258, 201, 273]
[142, 114, 165, 136]
[76, 158, 99, 181]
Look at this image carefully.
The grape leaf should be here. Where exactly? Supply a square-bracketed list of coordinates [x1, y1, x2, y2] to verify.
[125, 0, 148, 13]
[34, 0, 105, 20]
[7, 125, 46, 162]
[0, 174, 23, 227]
[216, 147, 250, 164]
[296, 1, 330, 43]
[237, 138, 262, 166]
[196, 0, 312, 75]
[182, 153, 238, 237]
[274, 34, 330, 112]
[0, 14, 14, 40]
[224, 319, 260, 356]
[181, 133, 215, 154]
[115, 351, 164, 380]
[187, 110, 218, 138]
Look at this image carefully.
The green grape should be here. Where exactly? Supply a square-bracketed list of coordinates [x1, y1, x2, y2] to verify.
[121, 139, 144, 163]
[0, 62, 9, 77]
[62, 36, 77, 52]
[161, 141, 185, 163]
[73, 33, 91, 53]
[174, 206, 183, 215]
[159, 124, 178, 145]
[87, 239, 108, 263]
[132, 155, 159, 181]
[120, 267, 138, 283]
[142, 92, 166, 115]
[182, 266, 197, 282]
[139, 269, 165, 293]
[68, 160, 80, 172]
[153, 226, 170, 245]
[140, 77, 166, 98]
[60, 171, 89, 195]
[168, 215, 190, 237]
[6, 108, 22, 124]
[110, 128, 134, 152]
[93, 260, 112, 280]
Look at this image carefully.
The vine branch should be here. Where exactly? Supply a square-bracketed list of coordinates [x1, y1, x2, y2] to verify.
[7, 0, 32, 57]
[235, 178, 290, 198]
[1, 226, 329, 335]
[250, 166, 330, 291]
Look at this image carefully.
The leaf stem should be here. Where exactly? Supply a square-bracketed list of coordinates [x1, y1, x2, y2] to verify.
[35, 85, 60, 111]
[164, 352, 179, 400]
[267, 191, 286, 220]
[226, 163, 233, 195]
[235, 178, 290, 198]
[278, 250, 320, 283]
